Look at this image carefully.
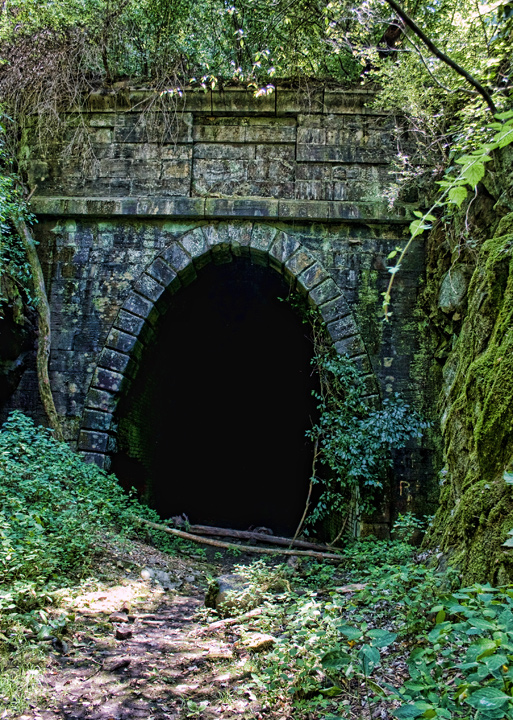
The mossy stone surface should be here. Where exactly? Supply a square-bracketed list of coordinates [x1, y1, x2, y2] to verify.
[427, 213, 513, 583]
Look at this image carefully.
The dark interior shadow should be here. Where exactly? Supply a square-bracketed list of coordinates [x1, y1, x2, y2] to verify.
[112, 257, 319, 536]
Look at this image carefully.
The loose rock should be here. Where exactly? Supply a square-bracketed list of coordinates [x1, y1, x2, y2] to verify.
[109, 611, 129, 623]
[205, 574, 260, 616]
[103, 657, 131, 672]
[241, 633, 276, 652]
[115, 626, 133, 640]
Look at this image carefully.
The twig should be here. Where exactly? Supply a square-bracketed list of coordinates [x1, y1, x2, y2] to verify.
[289, 438, 319, 548]
[327, 514, 349, 547]
[26, 183, 38, 202]
[84, 659, 103, 681]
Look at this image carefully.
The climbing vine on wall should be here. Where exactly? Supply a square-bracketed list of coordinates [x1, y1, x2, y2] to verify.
[288, 299, 429, 542]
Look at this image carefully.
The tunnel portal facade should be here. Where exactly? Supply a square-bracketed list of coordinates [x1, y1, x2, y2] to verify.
[8, 89, 433, 533]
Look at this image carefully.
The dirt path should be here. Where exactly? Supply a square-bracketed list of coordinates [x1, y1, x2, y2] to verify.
[13, 540, 266, 720]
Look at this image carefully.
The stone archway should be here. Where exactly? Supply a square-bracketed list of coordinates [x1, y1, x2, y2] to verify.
[78, 221, 378, 468]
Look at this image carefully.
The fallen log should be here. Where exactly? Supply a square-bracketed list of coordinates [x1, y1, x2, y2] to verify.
[135, 517, 343, 562]
[187, 523, 328, 552]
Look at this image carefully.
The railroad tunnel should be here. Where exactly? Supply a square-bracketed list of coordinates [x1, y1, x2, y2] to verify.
[111, 257, 319, 536]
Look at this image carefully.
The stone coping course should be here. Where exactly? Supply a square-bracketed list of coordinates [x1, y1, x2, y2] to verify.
[80, 87, 388, 117]
[31, 196, 409, 223]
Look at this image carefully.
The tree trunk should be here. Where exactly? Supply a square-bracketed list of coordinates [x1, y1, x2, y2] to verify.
[13, 217, 63, 441]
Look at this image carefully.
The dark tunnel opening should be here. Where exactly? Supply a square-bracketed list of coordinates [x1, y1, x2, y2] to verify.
[111, 257, 320, 536]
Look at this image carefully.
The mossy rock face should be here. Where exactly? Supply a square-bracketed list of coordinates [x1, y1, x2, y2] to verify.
[427, 213, 513, 583]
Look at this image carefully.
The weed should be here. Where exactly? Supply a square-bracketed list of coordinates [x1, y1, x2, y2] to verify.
[0, 636, 46, 713]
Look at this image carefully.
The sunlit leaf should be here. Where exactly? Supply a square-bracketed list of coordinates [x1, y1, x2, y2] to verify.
[465, 687, 510, 711]
[448, 185, 468, 207]
[460, 161, 486, 188]
[493, 125, 513, 149]
[409, 219, 430, 238]
[337, 625, 363, 641]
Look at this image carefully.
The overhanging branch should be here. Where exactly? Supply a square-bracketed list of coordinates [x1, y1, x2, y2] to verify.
[383, 0, 497, 115]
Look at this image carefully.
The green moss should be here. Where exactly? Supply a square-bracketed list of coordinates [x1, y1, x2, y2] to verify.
[426, 213, 513, 582]
[355, 266, 382, 355]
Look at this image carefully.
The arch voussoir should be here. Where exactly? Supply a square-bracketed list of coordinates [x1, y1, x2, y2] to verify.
[97, 348, 133, 377]
[327, 315, 359, 342]
[248, 223, 279, 266]
[268, 232, 302, 274]
[180, 228, 211, 270]
[121, 291, 153, 319]
[315, 291, 349, 321]
[284, 248, 316, 284]
[160, 242, 196, 285]
[133, 273, 168, 304]
[297, 261, 329, 293]
[79, 221, 379, 468]
[146, 257, 181, 290]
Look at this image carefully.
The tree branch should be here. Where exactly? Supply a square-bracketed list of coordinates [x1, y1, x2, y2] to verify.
[383, 0, 497, 114]
[135, 517, 343, 561]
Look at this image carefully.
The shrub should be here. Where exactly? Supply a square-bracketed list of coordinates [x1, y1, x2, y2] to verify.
[0, 411, 155, 593]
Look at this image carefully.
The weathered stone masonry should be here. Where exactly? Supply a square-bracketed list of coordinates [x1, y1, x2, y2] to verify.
[9, 88, 430, 521]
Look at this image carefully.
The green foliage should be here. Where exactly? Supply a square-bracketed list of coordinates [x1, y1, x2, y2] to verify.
[202, 549, 513, 719]
[335, 536, 417, 572]
[306, 350, 429, 524]
[0, 115, 33, 308]
[225, 549, 445, 716]
[0, 0, 364, 94]
[383, 109, 513, 319]
[0, 639, 46, 714]
[393, 584, 513, 720]
[184, 699, 210, 717]
[392, 512, 431, 543]
[0, 411, 160, 620]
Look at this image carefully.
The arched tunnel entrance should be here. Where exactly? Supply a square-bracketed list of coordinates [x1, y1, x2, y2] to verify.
[111, 257, 319, 536]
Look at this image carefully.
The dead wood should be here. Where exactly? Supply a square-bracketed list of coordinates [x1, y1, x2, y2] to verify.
[333, 583, 367, 593]
[135, 517, 343, 561]
[187, 523, 328, 552]
[205, 607, 264, 632]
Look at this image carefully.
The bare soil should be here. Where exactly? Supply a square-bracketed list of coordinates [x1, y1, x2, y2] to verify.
[10, 537, 277, 720]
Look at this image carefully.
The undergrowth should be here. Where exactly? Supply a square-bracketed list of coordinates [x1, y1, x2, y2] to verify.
[0, 410, 212, 711]
[0, 411, 196, 638]
[4, 410, 513, 719]
[206, 547, 513, 719]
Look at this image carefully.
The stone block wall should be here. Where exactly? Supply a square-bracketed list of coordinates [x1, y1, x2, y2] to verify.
[5, 88, 435, 528]
[24, 88, 413, 223]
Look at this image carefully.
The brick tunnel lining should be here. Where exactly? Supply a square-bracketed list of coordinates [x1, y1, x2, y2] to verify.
[111, 257, 319, 536]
